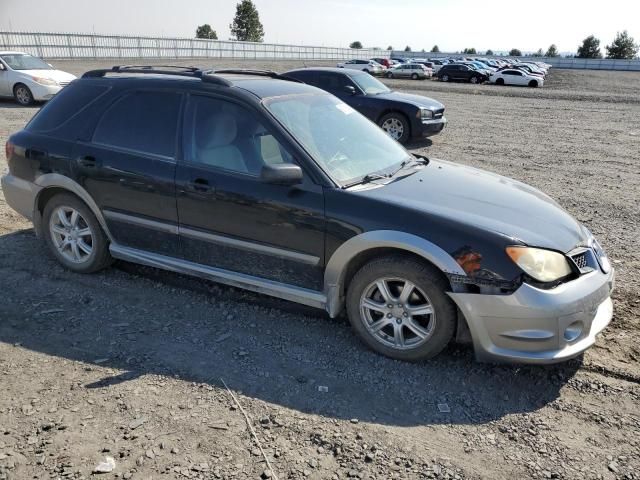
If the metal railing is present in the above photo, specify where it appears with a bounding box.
[392,50,640,71]
[0,31,386,61]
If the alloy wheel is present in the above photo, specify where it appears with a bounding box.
[359,277,436,350]
[15,86,32,105]
[49,206,94,264]
[380,117,404,141]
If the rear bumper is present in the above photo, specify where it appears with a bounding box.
[414,117,447,137]
[448,268,615,364]
[1,174,40,220]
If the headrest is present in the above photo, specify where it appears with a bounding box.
[196,112,238,149]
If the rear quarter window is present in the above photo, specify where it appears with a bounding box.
[27,82,110,133]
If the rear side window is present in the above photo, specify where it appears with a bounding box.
[92,91,182,158]
[27,82,109,133]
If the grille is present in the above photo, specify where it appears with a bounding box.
[572,252,588,269]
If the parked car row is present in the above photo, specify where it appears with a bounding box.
[337,55,551,88]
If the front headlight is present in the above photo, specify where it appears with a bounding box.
[31,76,59,87]
[419,108,433,120]
[506,246,572,282]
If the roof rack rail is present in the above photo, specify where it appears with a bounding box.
[81,65,232,86]
[213,69,302,83]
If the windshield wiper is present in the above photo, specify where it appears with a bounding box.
[342,173,388,189]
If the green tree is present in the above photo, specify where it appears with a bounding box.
[462,47,477,54]
[485,49,494,55]
[430,45,440,53]
[195,24,218,39]
[404,45,412,52]
[229,0,264,42]
[545,44,559,57]
[349,41,363,49]
[386,45,393,51]
[606,31,639,59]
[509,48,522,56]
[531,48,544,57]
[577,35,602,58]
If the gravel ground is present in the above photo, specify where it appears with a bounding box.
[0,60,639,480]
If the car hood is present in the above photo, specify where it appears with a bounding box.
[365,159,587,253]
[18,69,77,82]
[376,91,444,110]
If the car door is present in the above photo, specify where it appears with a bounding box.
[511,70,527,85]
[175,94,326,290]
[0,58,10,96]
[74,89,182,256]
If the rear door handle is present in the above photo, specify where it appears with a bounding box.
[189,178,213,193]
[77,155,100,168]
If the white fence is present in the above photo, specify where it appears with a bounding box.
[0,31,384,61]
[393,51,640,71]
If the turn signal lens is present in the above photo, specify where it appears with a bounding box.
[5,141,14,161]
[506,246,572,282]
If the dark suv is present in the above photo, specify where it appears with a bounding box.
[436,64,488,84]
[284,67,445,144]
[2,66,614,364]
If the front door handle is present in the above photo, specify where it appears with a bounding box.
[189,178,212,192]
[77,155,100,168]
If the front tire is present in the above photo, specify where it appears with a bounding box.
[528,79,539,88]
[441,74,449,82]
[496,78,505,86]
[42,193,113,273]
[14,83,34,106]
[411,73,418,80]
[386,72,394,79]
[378,112,410,144]
[470,75,479,84]
[346,256,457,362]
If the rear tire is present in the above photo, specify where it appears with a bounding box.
[441,74,449,82]
[411,73,418,80]
[528,79,539,88]
[386,72,394,79]
[14,83,34,106]
[470,75,479,84]
[346,255,456,362]
[42,193,113,273]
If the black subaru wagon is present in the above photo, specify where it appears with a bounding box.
[2,66,614,364]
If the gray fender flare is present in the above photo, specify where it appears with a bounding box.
[33,173,113,241]
[323,230,466,317]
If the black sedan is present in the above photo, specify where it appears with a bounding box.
[284,67,446,144]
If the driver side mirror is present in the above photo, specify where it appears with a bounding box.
[343,85,357,95]
[259,163,303,186]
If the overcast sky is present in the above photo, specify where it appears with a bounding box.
[1,0,639,54]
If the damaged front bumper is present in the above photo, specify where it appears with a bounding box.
[448,268,615,364]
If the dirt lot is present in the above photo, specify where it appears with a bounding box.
[0,60,639,480]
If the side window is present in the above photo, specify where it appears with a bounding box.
[318,73,355,92]
[184,96,293,176]
[514,71,523,76]
[93,91,181,157]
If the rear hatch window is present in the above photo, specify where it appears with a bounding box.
[27,82,109,133]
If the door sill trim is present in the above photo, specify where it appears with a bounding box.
[109,244,327,310]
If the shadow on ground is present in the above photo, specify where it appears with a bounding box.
[0,229,581,427]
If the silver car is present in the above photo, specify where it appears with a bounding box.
[386,63,429,80]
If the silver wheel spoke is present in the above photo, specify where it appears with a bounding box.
[70,210,79,227]
[57,209,71,228]
[370,318,392,333]
[70,242,81,261]
[77,239,92,255]
[51,225,67,236]
[398,281,415,304]
[375,280,394,303]
[408,304,433,316]
[394,324,405,347]
[77,227,91,237]
[405,319,430,339]
[362,298,387,314]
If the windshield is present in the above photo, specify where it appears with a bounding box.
[351,73,390,95]
[265,93,410,185]
[1,53,52,70]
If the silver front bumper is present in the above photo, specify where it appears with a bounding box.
[1,174,41,220]
[449,268,615,364]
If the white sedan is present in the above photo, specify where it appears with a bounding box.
[490,69,544,88]
[0,51,77,105]
[337,59,385,75]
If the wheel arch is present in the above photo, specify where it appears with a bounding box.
[33,173,113,241]
[323,230,466,318]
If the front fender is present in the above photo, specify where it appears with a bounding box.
[323,230,466,317]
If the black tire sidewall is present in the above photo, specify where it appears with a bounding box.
[346,256,457,362]
[411,73,418,80]
[14,84,34,105]
[42,193,112,273]
[379,113,410,144]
